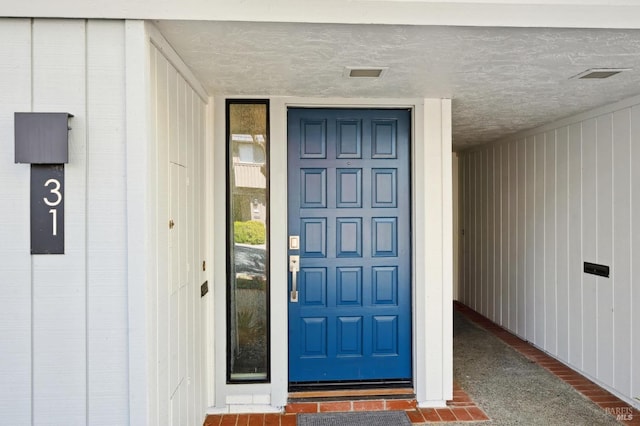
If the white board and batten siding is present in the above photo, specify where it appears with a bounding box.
[459,96,640,409]
[0,18,210,426]
[147,24,210,426]
[0,19,128,425]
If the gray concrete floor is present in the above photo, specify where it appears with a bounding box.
[452,310,620,425]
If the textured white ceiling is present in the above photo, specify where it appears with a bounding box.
[156,21,640,148]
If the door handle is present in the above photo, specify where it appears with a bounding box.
[289,255,300,302]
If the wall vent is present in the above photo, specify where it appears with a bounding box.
[344,67,388,78]
[571,68,631,80]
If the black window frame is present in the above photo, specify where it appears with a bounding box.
[225,99,271,384]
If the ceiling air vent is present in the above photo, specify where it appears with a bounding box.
[344,67,388,78]
[571,68,631,80]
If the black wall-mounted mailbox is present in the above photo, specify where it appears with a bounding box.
[15,112,73,164]
[584,262,610,278]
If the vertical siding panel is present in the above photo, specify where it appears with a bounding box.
[474,151,481,311]
[86,21,128,424]
[484,148,490,319]
[178,77,189,426]
[467,152,472,307]
[502,143,510,326]
[168,64,179,165]
[487,147,495,321]
[459,155,466,304]
[189,95,197,423]
[484,148,490,316]
[476,149,487,315]
[187,87,195,426]
[180,172,189,426]
[155,49,171,426]
[463,154,470,305]
[32,20,87,425]
[556,126,569,362]
[466,153,472,306]
[495,146,503,323]
[194,98,201,422]
[476,150,482,312]
[465,152,472,307]
[482,148,488,317]
[491,147,497,321]
[148,44,159,426]
[567,123,583,368]
[509,142,518,330]
[525,136,536,341]
[187,87,199,426]
[470,152,477,309]
[516,140,526,338]
[483,150,489,316]
[469,152,474,307]
[631,106,640,403]
[596,114,614,387]
[0,18,32,425]
[534,134,545,346]
[582,117,598,378]
[612,109,631,396]
[178,77,188,168]
[544,130,557,355]
[500,144,510,322]
[197,100,207,420]
[473,151,482,311]
[167,67,180,423]
[193,95,205,424]
[169,150,180,425]
[491,145,498,321]
[469,152,476,308]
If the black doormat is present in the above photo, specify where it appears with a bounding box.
[297,411,411,426]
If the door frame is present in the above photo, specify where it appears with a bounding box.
[211,97,453,410]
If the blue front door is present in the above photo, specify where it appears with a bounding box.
[287,108,411,384]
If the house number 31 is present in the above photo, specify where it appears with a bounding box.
[43,178,62,235]
[31,164,65,254]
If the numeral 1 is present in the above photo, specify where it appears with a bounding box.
[48,209,57,236]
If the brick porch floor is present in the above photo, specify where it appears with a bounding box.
[203,303,640,425]
[203,381,488,425]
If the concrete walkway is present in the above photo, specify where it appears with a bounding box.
[454,303,638,425]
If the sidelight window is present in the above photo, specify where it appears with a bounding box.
[226,100,270,383]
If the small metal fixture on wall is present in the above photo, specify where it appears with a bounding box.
[14,112,73,254]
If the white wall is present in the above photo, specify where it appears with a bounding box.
[459,95,640,409]
[0,19,211,426]
[147,24,210,426]
[0,19,129,425]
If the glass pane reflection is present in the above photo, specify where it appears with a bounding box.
[227,101,269,382]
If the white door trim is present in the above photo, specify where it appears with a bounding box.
[210,97,452,411]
